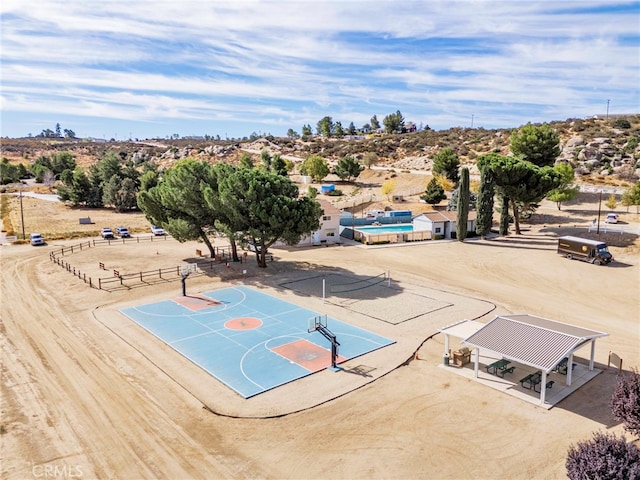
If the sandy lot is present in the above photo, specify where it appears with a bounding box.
[1,197,639,480]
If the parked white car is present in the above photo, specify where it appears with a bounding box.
[116,226,130,238]
[101,227,115,239]
[151,225,166,236]
[30,233,45,246]
[605,213,619,224]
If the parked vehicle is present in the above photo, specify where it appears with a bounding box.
[605,213,619,224]
[151,225,166,236]
[557,236,612,265]
[101,227,115,239]
[116,226,130,238]
[247,241,265,253]
[30,233,45,246]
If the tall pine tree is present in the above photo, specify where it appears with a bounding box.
[456,167,469,241]
[499,196,510,236]
[476,164,495,238]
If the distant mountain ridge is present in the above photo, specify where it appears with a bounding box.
[2,115,638,184]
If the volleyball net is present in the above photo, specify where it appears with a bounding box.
[328,271,389,295]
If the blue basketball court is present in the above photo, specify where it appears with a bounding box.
[120,286,395,398]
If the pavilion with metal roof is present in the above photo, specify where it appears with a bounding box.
[440,314,608,405]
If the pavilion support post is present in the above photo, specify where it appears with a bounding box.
[473,348,480,378]
[444,334,450,356]
[540,371,548,405]
[589,341,596,370]
[567,353,574,386]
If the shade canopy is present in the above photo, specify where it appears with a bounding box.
[462,314,608,373]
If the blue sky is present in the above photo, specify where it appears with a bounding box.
[1,1,639,140]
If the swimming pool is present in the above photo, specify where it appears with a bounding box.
[355,224,414,234]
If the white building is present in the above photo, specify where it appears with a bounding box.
[297,199,341,246]
[412,211,477,240]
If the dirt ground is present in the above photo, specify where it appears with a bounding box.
[1,193,639,480]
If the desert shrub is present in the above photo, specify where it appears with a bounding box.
[625,136,639,153]
[610,367,640,438]
[326,189,343,196]
[613,118,632,129]
[566,431,640,480]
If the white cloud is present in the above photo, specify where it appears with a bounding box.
[1,0,638,138]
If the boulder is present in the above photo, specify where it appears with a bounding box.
[565,136,585,148]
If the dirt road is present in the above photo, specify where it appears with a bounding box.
[1,213,638,479]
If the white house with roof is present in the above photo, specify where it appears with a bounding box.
[296,199,341,246]
[412,210,477,239]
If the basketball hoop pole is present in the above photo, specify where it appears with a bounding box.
[181,273,188,296]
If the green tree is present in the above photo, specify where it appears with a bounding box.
[334,121,344,138]
[260,150,272,171]
[137,159,222,257]
[300,155,329,182]
[348,122,357,135]
[316,116,334,137]
[301,124,313,139]
[621,183,640,213]
[51,151,76,177]
[334,156,363,182]
[55,123,61,137]
[216,168,322,267]
[478,153,562,234]
[499,195,510,236]
[370,115,380,130]
[509,122,561,167]
[286,128,299,139]
[605,194,617,211]
[0,159,20,184]
[17,163,29,180]
[362,152,378,170]
[432,148,460,184]
[383,110,405,134]
[239,152,254,169]
[421,178,446,205]
[456,167,470,241]
[475,164,495,238]
[271,154,288,176]
[30,163,50,183]
[57,167,92,206]
[139,169,159,192]
[103,176,138,212]
[546,162,579,210]
[97,152,122,184]
[85,163,104,207]
[63,128,76,139]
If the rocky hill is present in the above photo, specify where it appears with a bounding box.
[2,115,639,187]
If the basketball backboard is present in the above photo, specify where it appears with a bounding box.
[307,314,327,333]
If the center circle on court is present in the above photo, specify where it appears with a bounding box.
[225,317,262,330]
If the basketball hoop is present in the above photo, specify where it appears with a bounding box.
[180,263,197,296]
[181,265,191,278]
[181,263,198,278]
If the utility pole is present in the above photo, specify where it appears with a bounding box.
[471,114,474,128]
[606,99,610,120]
[596,190,602,234]
[19,187,25,239]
